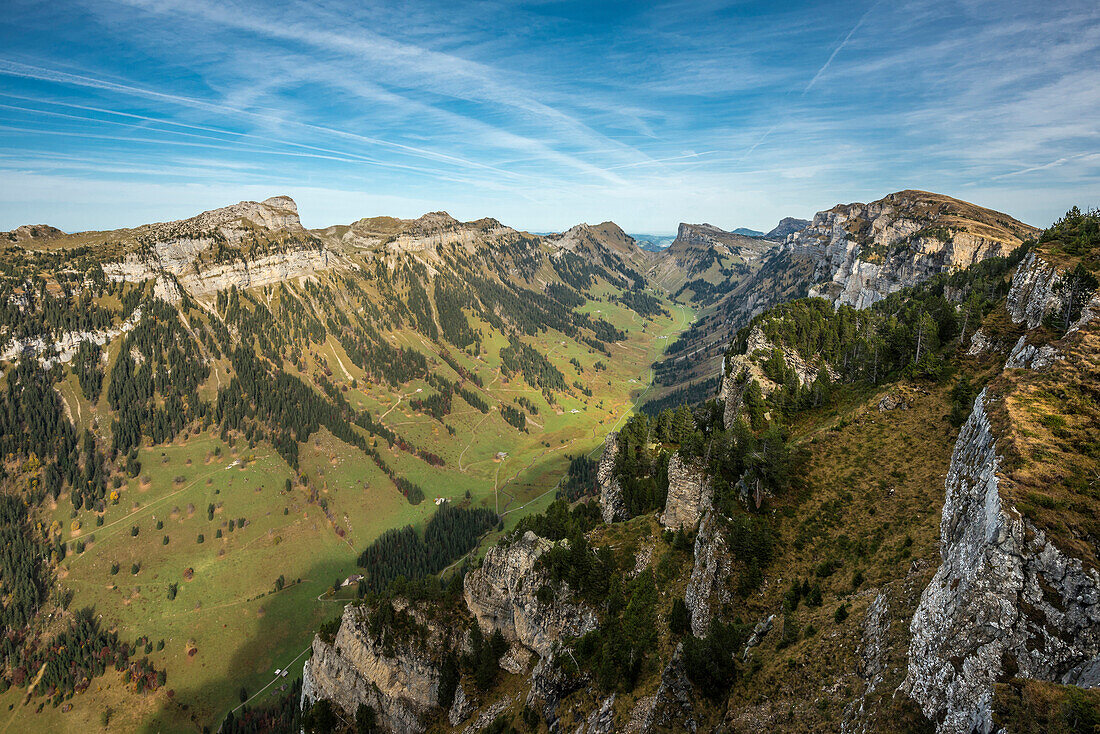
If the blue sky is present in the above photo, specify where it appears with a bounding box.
[0,0,1098,233]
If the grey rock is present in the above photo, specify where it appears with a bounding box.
[742,614,775,661]
[448,683,476,727]
[902,389,1100,734]
[1005,335,1062,370]
[1005,251,1066,329]
[597,432,628,523]
[684,508,729,638]
[464,531,597,659]
[660,452,712,530]
[300,602,443,734]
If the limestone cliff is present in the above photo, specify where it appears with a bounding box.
[718,191,1036,329]
[463,531,597,659]
[597,432,628,523]
[797,191,1036,309]
[903,249,1100,733]
[660,452,712,530]
[902,390,1100,733]
[301,600,449,734]
[102,196,337,297]
[1004,250,1066,329]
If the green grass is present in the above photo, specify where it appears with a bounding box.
[15,291,693,733]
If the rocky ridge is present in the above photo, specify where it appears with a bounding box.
[902,249,1100,733]
[463,531,597,659]
[301,601,448,733]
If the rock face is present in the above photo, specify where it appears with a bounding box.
[719,323,838,428]
[301,602,444,734]
[684,509,729,638]
[639,643,699,732]
[660,452,712,530]
[597,432,628,523]
[1004,334,1062,370]
[463,531,597,658]
[796,191,1034,308]
[1005,251,1066,329]
[1,307,143,367]
[101,196,337,297]
[794,191,1035,310]
[902,390,1100,733]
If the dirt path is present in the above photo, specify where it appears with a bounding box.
[329,344,354,381]
[459,410,494,472]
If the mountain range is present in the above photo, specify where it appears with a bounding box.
[0,189,1096,734]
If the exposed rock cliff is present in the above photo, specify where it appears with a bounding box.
[684,508,729,638]
[102,196,338,297]
[301,601,446,734]
[463,531,597,659]
[902,388,1100,733]
[796,191,1036,310]
[717,191,1036,330]
[597,432,628,523]
[1005,250,1066,329]
[660,452,712,530]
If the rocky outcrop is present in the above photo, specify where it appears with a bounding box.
[719,323,837,428]
[526,653,584,729]
[301,601,444,734]
[843,592,891,733]
[1,307,143,367]
[786,191,1036,310]
[639,643,699,732]
[1004,334,1063,370]
[4,224,64,243]
[660,452,712,530]
[1005,251,1065,329]
[448,683,476,727]
[684,509,729,638]
[902,390,1100,733]
[597,432,628,523]
[966,328,1000,356]
[742,614,775,661]
[463,531,597,659]
[877,393,910,412]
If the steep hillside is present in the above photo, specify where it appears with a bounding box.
[648,222,779,303]
[289,207,1100,734]
[0,197,690,732]
[649,191,1036,414]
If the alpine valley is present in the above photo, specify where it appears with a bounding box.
[1,189,1099,734]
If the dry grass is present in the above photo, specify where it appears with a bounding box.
[988,318,1100,568]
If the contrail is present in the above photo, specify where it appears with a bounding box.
[804,1,880,93]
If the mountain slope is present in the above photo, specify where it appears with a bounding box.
[0,196,690,732]
[291,206,1100,734]
[764,216,810,240]
[648,191,1038,414]
[648,222,780,304]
